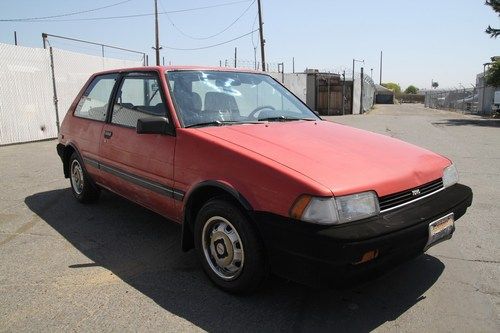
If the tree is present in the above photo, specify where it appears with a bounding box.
[485,60,500,86]
[485,0,500,38]
[404,85,419,94]
[432,81,439,89]
[381,82,401,94]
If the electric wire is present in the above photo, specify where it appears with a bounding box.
[0,0,252,23]
[159,0,255,40]
[0,0,133,22]
[162,29,258,50]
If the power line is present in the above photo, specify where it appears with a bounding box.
[0,0,133,22]
[160,0,255,40]
[0,0,252,23]
[162,29,258,50]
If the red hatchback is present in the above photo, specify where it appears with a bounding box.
[57,66,472,293]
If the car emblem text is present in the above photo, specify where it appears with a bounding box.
[412,189,421,196]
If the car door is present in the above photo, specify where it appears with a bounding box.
[71,73,118,183]
[98,71,178,220]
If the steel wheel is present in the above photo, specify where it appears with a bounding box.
[202,216,245,281]
[70,159,84,195]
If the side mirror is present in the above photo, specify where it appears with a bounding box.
[137,117,174,135]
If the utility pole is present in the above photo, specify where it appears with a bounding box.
[370,68,373,79]
[234,47,237,68]
[292,57,295,73]
[257,0,266,71]
[379,50,383,84]
[14,31,18,45]
[153,0,161,66]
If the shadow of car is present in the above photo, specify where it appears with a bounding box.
[25,188,445,332]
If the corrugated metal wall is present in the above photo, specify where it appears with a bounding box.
[0,43,142,145]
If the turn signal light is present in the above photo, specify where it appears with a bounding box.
[289,195,312,220]
[353,250,379,265]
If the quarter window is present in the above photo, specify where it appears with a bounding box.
[111,73,167,128]
[74,74,117,121]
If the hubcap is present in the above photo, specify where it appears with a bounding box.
[202,216,244,280]
[70,159,84,195]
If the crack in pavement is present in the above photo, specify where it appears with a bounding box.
[435,254,500,264]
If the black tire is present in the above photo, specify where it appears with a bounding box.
[68,152,100,203]
[194,198,268,294]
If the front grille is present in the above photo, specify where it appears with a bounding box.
[379,178,443,212]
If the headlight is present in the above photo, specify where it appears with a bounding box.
[290,191,379,225]
[335,191,380,223]
[443,164,459,188]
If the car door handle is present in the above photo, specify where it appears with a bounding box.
[104,130,113,139]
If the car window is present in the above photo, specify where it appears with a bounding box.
[167,71,317,127]
[111,73,167,128]
[74,74,117,121]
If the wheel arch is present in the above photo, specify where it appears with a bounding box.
[181,180,254,251]
[57,142,78,178]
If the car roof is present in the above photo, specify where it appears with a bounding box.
[93,66,266,76]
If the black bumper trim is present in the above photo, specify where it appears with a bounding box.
[252,183,472,285]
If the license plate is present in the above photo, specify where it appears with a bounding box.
[424,213,455,251]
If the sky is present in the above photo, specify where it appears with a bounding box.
[0,0,498,89]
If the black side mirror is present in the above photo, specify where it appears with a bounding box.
[137,117,174,135]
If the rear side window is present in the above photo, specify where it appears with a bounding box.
[74,74,117,121]
[111,73,168,128]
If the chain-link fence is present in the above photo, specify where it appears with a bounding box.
[220,58,284,72]
[0,43,142,145]
[361,74,376,113]
[424,88,479,113]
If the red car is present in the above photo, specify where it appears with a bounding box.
[57,66,472,293]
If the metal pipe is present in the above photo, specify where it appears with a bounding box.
[42,33,145,56]
[48,47,60,133]
[42,33,47,49]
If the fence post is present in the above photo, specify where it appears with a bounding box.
[360,67,364,114]
[42,33,48,49]
[341,70,345,115]
[48,47,60,133]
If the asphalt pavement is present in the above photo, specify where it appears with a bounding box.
[0,104,498,332]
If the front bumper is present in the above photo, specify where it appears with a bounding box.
[252,183,473,286]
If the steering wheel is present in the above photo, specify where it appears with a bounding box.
[248,105,276,120]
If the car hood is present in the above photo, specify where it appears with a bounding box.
[198,120,450,197]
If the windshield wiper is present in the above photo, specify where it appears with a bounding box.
[258,116,316,122]
[185,120,260,128]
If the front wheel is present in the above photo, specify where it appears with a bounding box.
[194,198,268,293]
[69,152,100,203]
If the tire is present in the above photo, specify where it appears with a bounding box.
[69,152,100,203]
[194,198,268,293]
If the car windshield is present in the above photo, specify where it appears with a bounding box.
[166,70,318,128]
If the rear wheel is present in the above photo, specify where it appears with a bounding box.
[194,198,267,293]
[69,152,100,203]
